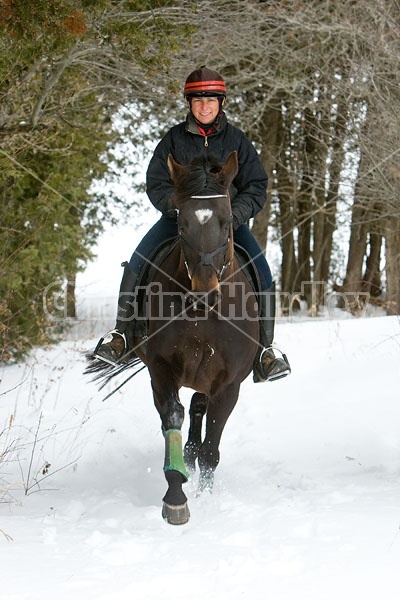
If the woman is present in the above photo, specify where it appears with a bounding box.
[95,66,290,383]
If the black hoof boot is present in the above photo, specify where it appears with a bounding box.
[162,471,190,525]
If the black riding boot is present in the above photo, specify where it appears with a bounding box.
[94,262,138,365]
[253,282,291,383]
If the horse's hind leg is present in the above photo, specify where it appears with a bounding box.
[198,383,240,493]
[184,392,208,473]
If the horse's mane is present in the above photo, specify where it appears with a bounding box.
[176,155,228,198]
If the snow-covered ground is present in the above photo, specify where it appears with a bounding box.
[1,223,400,599]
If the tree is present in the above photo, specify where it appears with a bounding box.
[2,0,400,361]
[0,0,190,359]
[129,0,400,313]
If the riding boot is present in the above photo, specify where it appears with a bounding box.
[94,262,138,365]
[253,282,291,383]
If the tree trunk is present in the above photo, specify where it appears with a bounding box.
[251,97,282,252]
[66,272,77,319]
[362,231,382,298]
[385,219,400,315]
[275,103,298,313]
[337,197,368,312]
[337,137,372,314]
[296,106,314,302]
[316,98,347,306]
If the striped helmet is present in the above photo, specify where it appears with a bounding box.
[184,66,226,98]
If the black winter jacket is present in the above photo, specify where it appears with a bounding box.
[146,112,268,229]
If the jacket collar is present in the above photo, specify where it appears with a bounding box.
[185,111,227,137]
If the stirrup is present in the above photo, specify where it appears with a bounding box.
[253,347,291,383]
[94,330,127,366]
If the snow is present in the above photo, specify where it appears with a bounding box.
[1,224,400,599]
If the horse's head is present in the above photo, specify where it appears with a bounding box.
[168,151,238,310]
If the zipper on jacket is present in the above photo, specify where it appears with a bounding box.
[204,135,208,147]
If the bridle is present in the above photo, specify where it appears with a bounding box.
[178,194,233,282]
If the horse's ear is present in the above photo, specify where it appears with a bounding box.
[167,154,184,183]
[221,151,238,186]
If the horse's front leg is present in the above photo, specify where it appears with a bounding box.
[198,382,240,493]
[150,364,190,525]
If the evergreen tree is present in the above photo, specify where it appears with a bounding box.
[0,0,188,359]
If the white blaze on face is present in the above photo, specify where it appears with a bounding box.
[195,208,213,225]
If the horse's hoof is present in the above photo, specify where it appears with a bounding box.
[162,501,190,525]
[198,470,214,494]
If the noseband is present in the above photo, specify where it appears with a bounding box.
[179,194,233,281]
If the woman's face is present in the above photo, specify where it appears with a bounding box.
[190,97,220,125]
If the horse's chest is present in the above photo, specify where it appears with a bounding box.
[173,321,220,367]
[182,342,216,382]
[150,319,224,390]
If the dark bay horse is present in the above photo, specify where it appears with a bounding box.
[90,151,259,525]
[136,151,259,524]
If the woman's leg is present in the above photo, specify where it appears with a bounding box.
[129,215,179,275]
[233,225,290,383]
[233,224,272,290]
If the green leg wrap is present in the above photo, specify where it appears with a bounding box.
[163,429,189,482]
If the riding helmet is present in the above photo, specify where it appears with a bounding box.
[184,66,227,98]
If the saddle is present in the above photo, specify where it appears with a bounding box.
[133,237,179,339]
[233,243,261,295]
